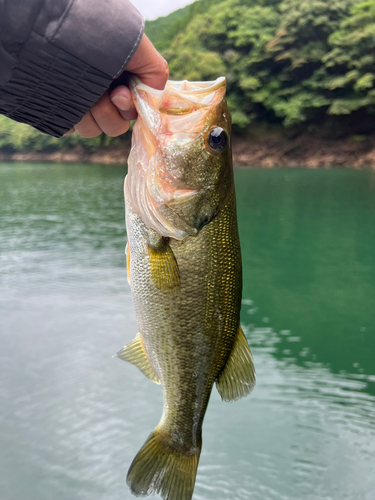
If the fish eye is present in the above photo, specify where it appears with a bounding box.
[206,127,228,153]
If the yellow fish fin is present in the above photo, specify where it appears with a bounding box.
[216,325,256,402]
[148,242,180,293]
[127,428,200,500]
[125,242,131,285]
[116,333,160,384]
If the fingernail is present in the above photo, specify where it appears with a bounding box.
[111,96,131,112]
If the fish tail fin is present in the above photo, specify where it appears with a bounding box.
[127,428,200,500]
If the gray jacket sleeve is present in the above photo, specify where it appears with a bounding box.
[0,0,144,137]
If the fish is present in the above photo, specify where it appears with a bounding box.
[117,76,255,500]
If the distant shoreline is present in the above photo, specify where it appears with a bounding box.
[2,133,375,169]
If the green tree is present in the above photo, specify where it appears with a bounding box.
[167,0,280,128]
[261,0,356,125]
[322,1,375,116]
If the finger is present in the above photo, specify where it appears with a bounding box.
[125,34,169,90]
[74,112,102,138]
[110,85,138,121]
[91,90,131,137]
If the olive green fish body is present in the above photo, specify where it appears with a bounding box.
[126,186,241,450]
[119,77,255,500]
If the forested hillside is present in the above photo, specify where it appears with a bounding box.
[148,0,375,134]
[145,0,219,51]
[2,0,375,155]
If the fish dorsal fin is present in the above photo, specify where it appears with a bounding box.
[216,325,256,402]
[116,333,160,384]
[148,242,180,293]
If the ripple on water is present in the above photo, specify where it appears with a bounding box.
[193,323,375,500]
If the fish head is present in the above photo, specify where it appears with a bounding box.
[126,76,233,240]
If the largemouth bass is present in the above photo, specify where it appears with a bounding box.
[118,76,255,500]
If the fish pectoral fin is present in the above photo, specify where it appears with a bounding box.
[216,325,256,402]
[148,241,180,293]
[116,333,160,384]
[125,242,131,285]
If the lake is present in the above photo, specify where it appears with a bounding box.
[0,163,374,500]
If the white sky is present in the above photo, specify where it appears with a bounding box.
[131,0,195,20]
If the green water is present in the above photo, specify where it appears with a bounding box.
[236,169,375,385]
[0,163,374,500]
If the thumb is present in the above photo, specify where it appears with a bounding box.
[125,34,169,90]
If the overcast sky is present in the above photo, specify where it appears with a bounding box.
[131,0,195,20]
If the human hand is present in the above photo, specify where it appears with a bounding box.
[64,34,169,138]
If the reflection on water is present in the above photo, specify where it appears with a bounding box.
[0,163,374,500]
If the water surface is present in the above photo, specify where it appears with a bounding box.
[0,163,374,500]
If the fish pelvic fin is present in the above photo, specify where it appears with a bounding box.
[116,333,160,384]
[127,429,200,500]
[216,325,256,402]
[148,241,180,293]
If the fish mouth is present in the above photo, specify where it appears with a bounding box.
[130,76,226,116]
[131,76,226,95]
[165,77,226,94]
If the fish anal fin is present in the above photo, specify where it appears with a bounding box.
[127,428,200,500]
[148,241,180,293]
[216,325,256,402]
[116,333,160,384]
